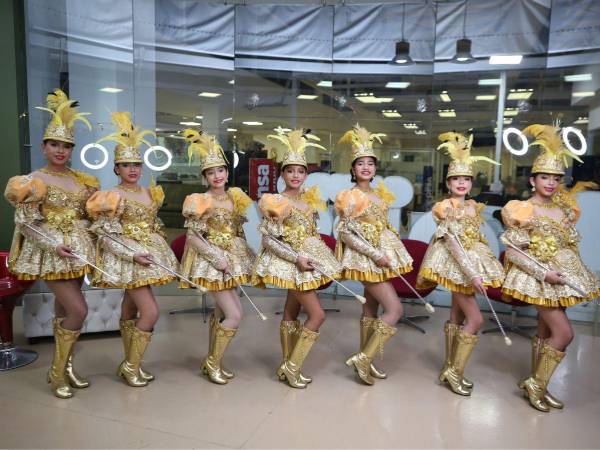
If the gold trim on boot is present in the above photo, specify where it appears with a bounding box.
[291,320,312,384]
[346,319,396,386]
[47,320,80,399]
[278,320,312,384]
[120,320,154,382]
[360,316,387,380]
[118,327,152,387]
[53,318,89,389]
[518,342,565,412]
[439,328,478,396]
[201,322,236,385]
[277,327,319,389]
[208,314,234,380]
[440,322,473,389]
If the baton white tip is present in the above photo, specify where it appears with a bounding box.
[356,295,367,304]
[259,314,268,321]
[425,303,435,313]
[504,337,513,346]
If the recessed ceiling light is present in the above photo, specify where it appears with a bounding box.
[489,55,523,65]
[242,121,263,126]
[415,129,427,135]
[476,95,497,101]
[169,134,186,139]
[573,91,595,98]
[438,109,456,118]
[180,121,201,126]
[317,81,332,87]
[478,78,501,86]
[573,117,589,124]
[507,89,533,100]
[195,115,203,120]
[228,80,235,85]
[99,87,123,93]
[297,94,318,100]
[504,108,519,117]
[439,91,451,102]
[385,82,411,89]
[354,93,394,104]
[403,123,419,129]
[198,92,221,98]
[503,118,513,125]
[227,128,238,132]
[221,117,232,122]
[565,74,592,82]
[382,109,402,118]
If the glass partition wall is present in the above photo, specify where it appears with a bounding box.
[23,1,600,239]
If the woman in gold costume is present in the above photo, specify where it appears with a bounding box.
[334,125,413,385]
[4,89,98,399]
[500,124,600,412]
[86,112,178,387]
[252,127,341,389]
[179,129,255,385]
[417,131,504,396]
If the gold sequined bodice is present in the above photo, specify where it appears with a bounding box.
[528,215,579,262]
[356,200,393,246]
[41,184,90,232]
[206,208,244,250]
[456,214,487,250]
[121,198,160,244]
[282,206,319,251]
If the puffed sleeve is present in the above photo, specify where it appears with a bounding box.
[257,194,298,263]
[4,175,56,252]
[182,193,228,269]
[86,191,135,262]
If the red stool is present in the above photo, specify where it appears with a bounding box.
[390,239,436,334]
[167,233,213,322]
[482,252,536,339]
[0,251,37,370]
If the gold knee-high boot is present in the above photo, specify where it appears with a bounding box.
[530,336,563,409]
[54,318,89,389]
[117,326,152,387]
[201,322,236,385]
[439,322,473,389]
[360,316,387,379]
[439,328,478,396]
[518,341,565,412]
[346,319,396,386]
[47,320,81,399]
[208,314,234,380]
[277,327,319,389]
[278,321,311,384]
[120,320,154,382]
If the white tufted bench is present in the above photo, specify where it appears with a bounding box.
[22,289,124,339]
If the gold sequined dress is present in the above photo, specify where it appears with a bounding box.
[180,188,255,291]
[87,185,178,289]
[500,197,600,307]
[4,169,99,280]
[252,189,341,291]
[336,184,413,282]
[418,198,504,294]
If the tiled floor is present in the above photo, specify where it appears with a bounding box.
[2,287,600,449]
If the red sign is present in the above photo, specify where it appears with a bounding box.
[249,158,278,200]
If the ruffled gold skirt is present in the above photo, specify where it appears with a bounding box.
[417,240,504,295]
[180,236,255,291]
[339,229,413,283]
[502,248,600,307]
[92,233,178,289]
[252,236,341,291]
[8,225,95,281]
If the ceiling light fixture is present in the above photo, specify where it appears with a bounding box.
[391,4,413,65]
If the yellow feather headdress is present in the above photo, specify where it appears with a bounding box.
[36,89,92,144]
[267,127,326,168]
[338,124,386,165]
[97,112,155,163]
[524,124,583,175]
[184,129,228,172]
[437,131,499,178]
